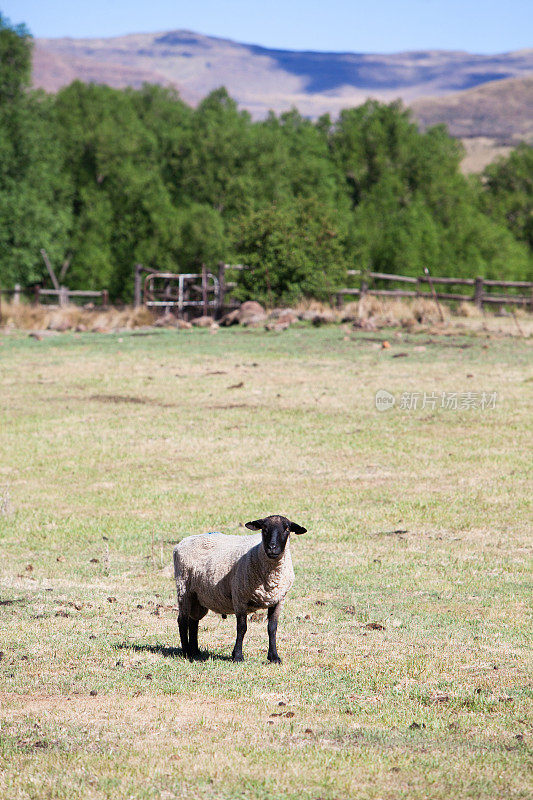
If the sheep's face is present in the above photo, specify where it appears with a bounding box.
[245,515,307,560]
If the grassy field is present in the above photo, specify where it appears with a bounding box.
[0,325,531,799]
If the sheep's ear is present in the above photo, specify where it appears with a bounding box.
[289,521,307,535]
[245,519,265,531]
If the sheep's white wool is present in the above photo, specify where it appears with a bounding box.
[174,532,295,618]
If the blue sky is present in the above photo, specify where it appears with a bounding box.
[2,0,532,53]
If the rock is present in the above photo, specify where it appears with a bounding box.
[238,300,265,320]
[219,308,240,326]
[241,313,268,327]
[269,307,297,320]
[352,318,377,331]
[191,315,215,327]
[304,310,337,326]
[153,314,178,328]
[265,320,291,332]
[220,301,267,326]
[276,311,298,325]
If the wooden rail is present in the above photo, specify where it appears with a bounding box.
[0,284,109,307]
[35,287,109,307]
[337,272,533,309]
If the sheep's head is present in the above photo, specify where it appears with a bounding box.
[245,515,307,560]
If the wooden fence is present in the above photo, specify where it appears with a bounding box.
[336,271,533,310]
[3,265,532,316]
[0,284,109,308]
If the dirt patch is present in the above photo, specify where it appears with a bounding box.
[90,394,179,409]
[205,403,251,410]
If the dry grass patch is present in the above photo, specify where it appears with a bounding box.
[0,301,155,331]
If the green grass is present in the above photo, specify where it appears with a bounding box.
[0,326,531,799]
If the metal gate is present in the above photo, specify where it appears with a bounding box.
[143,271,219,317]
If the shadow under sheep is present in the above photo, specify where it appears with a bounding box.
[114,641,233,662]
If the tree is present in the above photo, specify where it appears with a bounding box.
[482,144,533,257]
[0,18,72,288]
[53,82,182,298]
[233,197,347,305]
[177,204,227,272]
[0,13,32,104]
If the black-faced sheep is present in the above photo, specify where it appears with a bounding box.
[173,515,307,662]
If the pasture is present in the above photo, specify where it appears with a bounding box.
[0,325,531,799]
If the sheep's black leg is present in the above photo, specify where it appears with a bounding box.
[178,613,189,657]
[232,613,247,662]
[267,603,282,664]
[188,619,200,658]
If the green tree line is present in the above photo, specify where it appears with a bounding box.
[1,15,532,303]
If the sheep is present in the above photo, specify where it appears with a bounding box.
[173,515,307,662]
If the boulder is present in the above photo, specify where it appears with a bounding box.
[220,301,267,326]
[312,311,337,326]
[265,320,291,332]
[269,307,297,320]
[153,314,178,328]
[238,300,265,321]
[220,308,241,326]
[299,309,336,325]
[351,318,377,331]
[241,313,268,327]
[191,315,215,328]
[276,311,298,325]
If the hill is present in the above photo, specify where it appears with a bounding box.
[412,75,533,142]
[33,30,533,131]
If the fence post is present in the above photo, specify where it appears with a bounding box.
[474,276,484,309]
[217,262,226,314]
[360,280,368,299]
[201,263,208,316]
[13,283,21,305]
[102,290,109,308]
[34,285,40,305]
[134,263,143,308]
